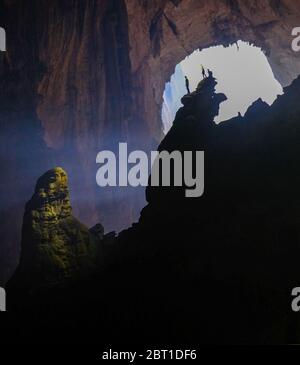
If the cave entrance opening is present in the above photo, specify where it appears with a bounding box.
[162,40,283,134]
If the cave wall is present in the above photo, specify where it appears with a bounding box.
[126,0,300,141]
[0,0,300,283]
[34,0,143,229]
[0,0,54,284]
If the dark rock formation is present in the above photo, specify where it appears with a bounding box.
[8,167,102,289]
[5,72,300,345]
[89,223,105,241]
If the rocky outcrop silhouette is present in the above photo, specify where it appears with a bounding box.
[114,73,300,344]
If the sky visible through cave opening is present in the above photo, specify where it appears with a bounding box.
[162,40,283,134]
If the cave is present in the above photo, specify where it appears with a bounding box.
[1,0,300,285]
[2,0,300,347]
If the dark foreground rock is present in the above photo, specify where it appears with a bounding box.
[5,74,300,345]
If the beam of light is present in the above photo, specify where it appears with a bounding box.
[162,40,283,134]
